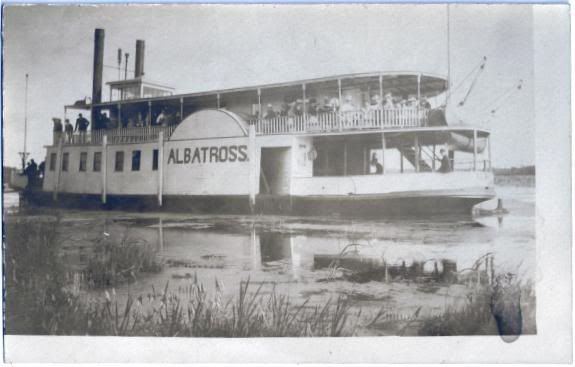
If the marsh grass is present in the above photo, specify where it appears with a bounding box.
[4,218,358,337]
[84,231,163,288]
[417,274,535,336]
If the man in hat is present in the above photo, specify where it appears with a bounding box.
[437,149,451,173]
[75,113,90,143]
[264,104,277,120]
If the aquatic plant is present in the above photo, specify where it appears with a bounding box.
[84,230,163,288]
[417,274,536,337]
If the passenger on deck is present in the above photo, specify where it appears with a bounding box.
[99,112,110,129]
[329,97,340,112]
[370,153,383,174]
[294,99,304,116]
[317,97,330,113]
[370,94,382,110]
[156,109,167,126]
[38,161,45,179]
[264,104,277,119]
[420,97,431,109]
[340,95,355,113]
[24,159,38,187]
[384,93,394,109]
[437,149,452,173]
[280,101,290,117]
[75,113,90,143]
[64,119,74,143]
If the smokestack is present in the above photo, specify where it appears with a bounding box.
[92,28,105,128]
[135,40,145,78]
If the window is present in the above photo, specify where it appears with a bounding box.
[62,153,69,172]
[49,153,56,171]
[131,150,141,171]
[79,152,87,172]
[115,151,124,172]
[152,149,159,171]
[93,152,102,172]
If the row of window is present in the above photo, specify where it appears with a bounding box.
[49,150,159,173]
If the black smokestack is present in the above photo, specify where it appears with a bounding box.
[91,29,105,128]
[135,40,145,78]
[92,28,105,106]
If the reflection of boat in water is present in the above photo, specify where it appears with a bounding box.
[27,28,495,218]
[313,244,495,285]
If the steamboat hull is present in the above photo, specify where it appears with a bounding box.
[23,188,494,218]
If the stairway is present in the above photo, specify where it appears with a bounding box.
[398,146,432,172]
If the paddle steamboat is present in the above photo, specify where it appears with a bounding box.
[27,29,495,217]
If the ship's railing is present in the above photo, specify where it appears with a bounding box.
[58,125,178,146]
[253,107,428,135]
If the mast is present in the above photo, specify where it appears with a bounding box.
[19,73,29,171]
[446,4,451,105]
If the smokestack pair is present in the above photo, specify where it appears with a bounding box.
[91,29,146,104]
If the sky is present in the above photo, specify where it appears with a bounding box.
[3,4,534,168]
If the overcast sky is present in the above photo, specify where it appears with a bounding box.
[3,4,533,168]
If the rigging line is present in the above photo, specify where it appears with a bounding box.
[457,57,487,107]
[103,64,135,73]
[485,80,523,114]
[450,56,487,95]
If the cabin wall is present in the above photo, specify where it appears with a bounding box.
[107,143,158,195]
[163,137,252,196]
[42,145,103,195]
[290,171,494,196]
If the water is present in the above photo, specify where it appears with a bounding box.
[4,183,535,335]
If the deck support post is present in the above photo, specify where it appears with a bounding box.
[217,93,221,109]
[179,97,183,122]
[158,131,164,207]
[381,132,386,174]
[400,150,404,173]
[257,89,261,118]
[248,122,257,212]
[417,73,421,101]
[118,104,122,128]
[432,144,436,171]
[473,129,478,171]
[302,84,307,124]
[52,135,64,201]
[337,79,342,131]
[101,135,108,204]
[487,134,492,171]
[414,135,420,172]
[147,101,152,126]
[158,217,164,252]
[343,142,347,176]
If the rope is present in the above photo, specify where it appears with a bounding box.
[457,57,487,107]
[486,79,523,115]
[450,56,487,96]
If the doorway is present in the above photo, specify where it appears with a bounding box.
[260,147,292,195]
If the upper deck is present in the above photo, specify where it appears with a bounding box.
[60,71,451,145]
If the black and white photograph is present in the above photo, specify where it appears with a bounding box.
[1,3,571,363]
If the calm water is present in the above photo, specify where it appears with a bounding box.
[4,184,535,335]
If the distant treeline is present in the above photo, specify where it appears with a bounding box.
[493,165,535,176]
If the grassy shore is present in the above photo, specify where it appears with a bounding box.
[4,216,534,337]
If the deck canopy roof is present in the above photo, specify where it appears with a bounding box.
[93,71,447,108]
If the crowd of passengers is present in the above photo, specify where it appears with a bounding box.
[91,108,181,130]
[262,93,432,120]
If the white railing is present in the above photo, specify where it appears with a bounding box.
[254,108,428,135]
[60,125,178,146]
